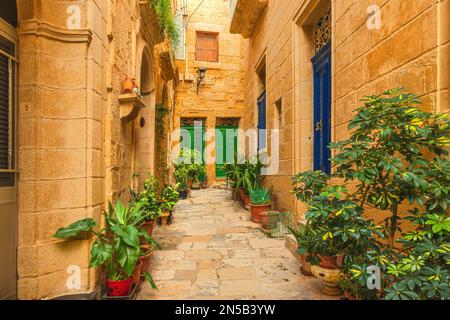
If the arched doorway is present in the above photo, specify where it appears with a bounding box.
[0,0,18,300]
[135,44,156,181]
[311,8,331,174]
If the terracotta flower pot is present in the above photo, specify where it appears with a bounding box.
[260,211,270,229]
[319,255,345,269]
[242,194,250,209]
[202,180,208,189]
[250,203,272,223]
[191,181,201,190]
[106,277,133,297]
[132,260,142,286]
[260,211,277,230]
[187,179,193,189]
[142,220,155,237]
[161,211,170,225]
[239,189,246,205]
[139,245,153,272]
[122,77,134,94]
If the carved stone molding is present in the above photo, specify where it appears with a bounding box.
[230,0,268,39]
[19,20,92,43]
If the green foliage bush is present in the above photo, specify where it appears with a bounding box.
[149,0,180,47]
[291,88,450,300]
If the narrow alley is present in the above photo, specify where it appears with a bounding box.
[137,188,332,300]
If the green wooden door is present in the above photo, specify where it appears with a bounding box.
[215,126,238,178]
[180,126,206,180]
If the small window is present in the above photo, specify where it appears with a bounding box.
[195,31,218,62]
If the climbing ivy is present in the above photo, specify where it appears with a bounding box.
[155,104,169,183]
[149,0,180,47]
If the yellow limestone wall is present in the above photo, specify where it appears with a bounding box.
[173,0,245,185]
[16,0,174,299]
[240,0,449,218]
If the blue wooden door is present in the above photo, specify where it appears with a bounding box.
[311,42,332,174]
[257,91,266,151]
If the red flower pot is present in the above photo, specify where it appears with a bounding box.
[239,189,246,205]
[260,211,270,229]
[132,260,142,286]
[242,194,250,209]
[250,203,272,223]
[139,245,154,272]
[318,255,344,269]
[106,277,133,297]
[142,220,155,237]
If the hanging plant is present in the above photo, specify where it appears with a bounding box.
[149,0,180,47]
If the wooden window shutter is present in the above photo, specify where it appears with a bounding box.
[195,31,218,62]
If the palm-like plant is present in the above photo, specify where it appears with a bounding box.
[53,201,158,288]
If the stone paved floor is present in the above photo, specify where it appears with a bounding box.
[137,188,334,300]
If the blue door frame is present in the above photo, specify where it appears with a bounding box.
[311,41,332,175]
[257,91,266,151]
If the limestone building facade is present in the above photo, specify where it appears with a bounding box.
[172,0,245,185]
[230,0,449,216]
[0,0,177,299]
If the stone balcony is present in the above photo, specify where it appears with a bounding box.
[139,0,164,45]
[230,0,268,38]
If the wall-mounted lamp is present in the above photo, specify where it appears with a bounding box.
[196,67,207,94]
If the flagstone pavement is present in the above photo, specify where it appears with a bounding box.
[137,188,336,300]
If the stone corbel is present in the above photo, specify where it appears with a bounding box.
[119,93,146,123]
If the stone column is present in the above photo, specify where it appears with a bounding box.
[17,0,105,299]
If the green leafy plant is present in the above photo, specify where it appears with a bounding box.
[249,188,272,205]
[330,88,450,247]
[155,104,169,183]
[292,88,450,300]
[54,201,158,289]
[160,185,180,212]
[223,156,263,193]
[149,0,180,47]
[135,174,162,221]
[287,224,316,256]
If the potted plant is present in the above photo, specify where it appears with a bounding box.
[159,185,179,224]
[139,244,154,273]
[53,201,158,297]
[174,149,192,199]
[201,174,208,188]
[288,224,315,276]
[249,188,272,223]
[260,211,277,230]
[136,174,162,237]
[190,163,205,190]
